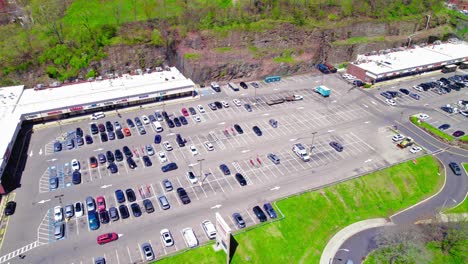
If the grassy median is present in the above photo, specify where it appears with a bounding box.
[410,116,454,142]
[155,156,442,264]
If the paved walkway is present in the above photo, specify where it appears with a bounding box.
[319,218,394,264]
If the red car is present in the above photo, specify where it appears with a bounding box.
[96,196,106,211]
[123,127,131,137]
[90,156,98,168]
[97,232,118,245]
[181,108,189,117]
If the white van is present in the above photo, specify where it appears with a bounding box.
[201,220,217,239]
[228,82,239,91]
[90,112,105,120]
[182,227,198,248]
[152,121,163,132]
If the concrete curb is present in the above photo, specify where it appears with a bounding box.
[319,218,394,264]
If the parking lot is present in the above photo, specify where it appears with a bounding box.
[1,70,464,263]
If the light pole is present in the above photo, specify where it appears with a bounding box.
[197,158,205,185]
[310,131,317,155]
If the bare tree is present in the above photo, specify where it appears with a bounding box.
[374,225,433,264]
[30,0,65,44]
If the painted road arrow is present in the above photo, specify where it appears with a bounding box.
[210,204,222,209]
[100,184,113,189]
[270,186,280,191]
[37,199,51,204]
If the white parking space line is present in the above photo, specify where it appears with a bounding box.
[115,249,120,264]
[208,168,226,193]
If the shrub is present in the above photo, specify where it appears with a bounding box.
[363,83,372,88]
[151,29,164,47]
[46,66,59,78]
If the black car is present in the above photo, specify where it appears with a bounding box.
[232,213,246,228]
[126,118,135,128]
[173,117,181,127]
[106,151,115,163]
[134,117,142,127]
[167,119,175,128]
[441,106,453,113]
[235,173,247,186]
[399,88,410,95]
[108,162,118,174]
[177,187,191,204]
[90,124,99,134]
[329,141,344,152]
[244,104,252,112]
[438,124,450,130]
[72,171,81,185]
[118,204,130,219]
[99,210,110,224]
[116,129,124,139]
[449,162,462,176]
[252,206,267,222]
[176,134,185,147]
[130,203,142,217]
[115,189,125,203]
[126,188,136,202]
[240,81,248,89]
[76,127,83,137]
[219,164,231,175]
[98,123,106,133]
[188,107,197,115]
[142,156,152,167]
[4,201,16,216]
[234,124,244,134]
[115,149,123,161]
[76,136,84,146]
[143,199,155,213]
[162,111,169,120]
[54,141,62,152]
[127,157,137,169]
[162,162,178,172]
[123,146,133,158]
[179,116,188,125]
[105,121,113,132]
[100,132,108,142]
[214,101,223,109]
[85,135,93,145]
[253,126,262,136]
[148,115,157,122]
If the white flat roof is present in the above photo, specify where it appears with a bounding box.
[353,42,468,75]
[0,85,24,164]
[17,67,195,114]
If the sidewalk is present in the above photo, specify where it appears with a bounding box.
[319,218,394,264]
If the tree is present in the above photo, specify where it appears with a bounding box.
[424,214,468,257]
[374,225,433,264]
[30,0,65,44]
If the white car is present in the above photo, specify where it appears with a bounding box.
[385,99,396,106]
[141,115,150,125]
[233,99,242,106]
[204,141,214,151]
[201,220,217,240]
[186,171,198,184]
[192,115,201,122]
[160,229,174,247]
[158,151,168,163]
[459,110,468,117]
[197,105,206,113]
[182,228,198,248]
[54,206,63,222]
[189,145,198,155]
[162,141,173,151]
[416,113,429,120]
[412,85,424,92]
[146,145,155,156]
[221,101,229,108]
[75,202,84,217]
[71,159,80,171]
[114,121,122,131]
[392,134,405,142]
[410,146,422,153]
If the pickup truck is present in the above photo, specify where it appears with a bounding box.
[266,99,285,106]
[397,137,414,148]
[285,95,304,101]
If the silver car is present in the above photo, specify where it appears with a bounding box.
[141,243,155,261]
[86,196,95,212]
[267,153,280,164]
[146,145,155,156]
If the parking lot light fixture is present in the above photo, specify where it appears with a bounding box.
[197,158,205,185]
[310,132,317,154]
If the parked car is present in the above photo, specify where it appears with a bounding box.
[53,141,62,152]
[244,103,252,112]
[160,229,174,247]
[4,201,16,216]
[162,162,178,172]
[438,124,450,130]
[115,149,123,161]
[399,88,410,95]
[449,162,462,176]
[88,211,100,230]
[453,130,465,137]
[329,141,344,152]
[119,205,130,219]
[263,203,277,219]
[267,153,280,164]
[143,199,155,213]
[188,107,197,115]
[72,171,81,184]
[204,141,214,151]
[177,187,191,204]
[234,124,244,134]
[99,210,110,224]
[142,156,152,167]
[232,213,246,228]
[186,171,198,184]
[162,179,173,191]
[108,162,118,174]
[125,189,136,202]
[219,164,231,175]
[115,189,125,203]
[130,203,142,217]
[409,93,420,100]
[252,206,267,222]
[141,243,155,261]
[252,126,262,136]
[96,196,106,211]
[86,196,96,211]
[235,173,247,186]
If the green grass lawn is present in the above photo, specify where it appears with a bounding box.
[364,241,466,264]
[410,116,454,142]
[154,156,442,264]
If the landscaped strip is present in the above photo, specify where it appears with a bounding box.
[410,116,454,142]
[154,156,443,264]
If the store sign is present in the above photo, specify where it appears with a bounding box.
[47,110,63,116]
[115,99,128,103]
[139,95,149,99]
[86,103,101,109]
[24,114,39,120]
[69,106,83,112]
[103,101,114,106]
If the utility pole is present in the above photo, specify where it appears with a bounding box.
[197,158,205,185]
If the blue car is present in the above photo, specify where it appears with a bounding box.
[154,135,162,144]
[115,189,125,203]
[219,164,230,175]
[88,211,100,230]
[161,162,178,172]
